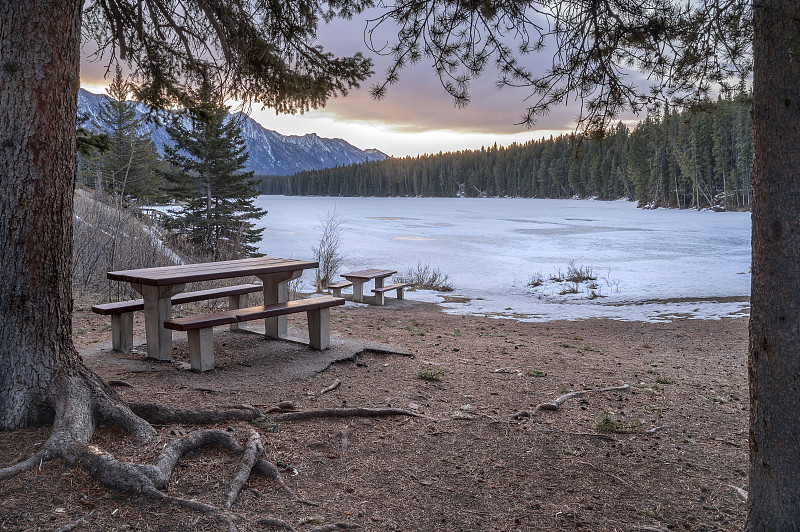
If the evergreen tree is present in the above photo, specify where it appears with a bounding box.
[162,85,265,260]
[82,67,164,202]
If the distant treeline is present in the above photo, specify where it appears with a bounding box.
[257,94,753,210]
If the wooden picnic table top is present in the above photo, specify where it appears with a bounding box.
[107,257,318,286]
[342,268,397,280]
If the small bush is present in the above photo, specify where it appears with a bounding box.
[525,368,547,377]
[595,412,643,433]
[528,272,544,288]
[417,367,445,381]
[251,416,280,433]
[396,262,453,292]
[559,283,580,295]
[565,262,597,284]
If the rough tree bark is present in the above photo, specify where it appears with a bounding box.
[747,0,800,527]
[0,0,85,428]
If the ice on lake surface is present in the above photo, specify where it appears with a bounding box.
[253,196,751,322]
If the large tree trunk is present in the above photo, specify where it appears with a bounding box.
[747,1,800,527]
[0,0,83,428]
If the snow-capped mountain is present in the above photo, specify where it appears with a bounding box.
[77,89,387,175]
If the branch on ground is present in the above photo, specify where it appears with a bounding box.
[511,384,631,419]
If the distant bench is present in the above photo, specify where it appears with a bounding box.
[91,283,263,352]
[164,295,345,371]
[372,282,410,306]
[327,280,353,297]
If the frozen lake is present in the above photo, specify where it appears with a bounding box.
[253,196,751,322]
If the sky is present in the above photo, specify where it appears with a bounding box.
[78,12,636,158]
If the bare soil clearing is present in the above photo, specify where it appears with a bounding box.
[1,298,748,531]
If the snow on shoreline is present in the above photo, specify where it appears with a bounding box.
[252,196,751,323]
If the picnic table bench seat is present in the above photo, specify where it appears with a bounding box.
[91,283,262,352]
[372,282,410,305]
[327,280,353,297]
[164,295,345,371]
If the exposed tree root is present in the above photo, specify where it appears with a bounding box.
[0,367,403,529]
[129,402,263,425]
[274,407,425,422]
[511,384,631,419]
[226,429,264,509]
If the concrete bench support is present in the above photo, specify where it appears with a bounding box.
[111,313,134,352]
[307,308,331,349]
[328,281,353,298]
[187,328,215,372]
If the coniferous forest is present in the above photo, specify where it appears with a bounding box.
[259,94,752,210]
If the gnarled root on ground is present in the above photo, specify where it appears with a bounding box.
[0,365,421,529]
[511,384,631,419]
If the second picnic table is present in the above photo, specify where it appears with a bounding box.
[107,256,318,360]
[341,268,397,303]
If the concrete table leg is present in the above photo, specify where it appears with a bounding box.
[258,270,303,339]
[351,280,365,302]
[111,312,133,352]
[374,291,385,306]
[132,282,185,361]
[228,294,249,331]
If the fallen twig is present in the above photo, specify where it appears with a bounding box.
[567,432,618,442]
[320,379,341,395]
[511,384,631,419]
[646,425,670,434]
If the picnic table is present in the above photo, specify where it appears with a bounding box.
[341,268,397,303]
[107,257,317,361]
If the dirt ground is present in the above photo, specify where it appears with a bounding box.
[0,297,749,531]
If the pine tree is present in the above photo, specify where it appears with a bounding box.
[82,67,164,202]
[162,85,265,260]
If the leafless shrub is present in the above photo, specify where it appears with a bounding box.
[288,276,306,301]
[528,271,544,288]
[565,261,597,284]
[312,211,346,292]
[396,262,454,292]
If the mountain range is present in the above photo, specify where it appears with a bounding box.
[77,89,387,175]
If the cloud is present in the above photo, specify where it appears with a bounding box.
[80,11,644,143]
[313,71,580,135]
